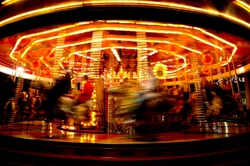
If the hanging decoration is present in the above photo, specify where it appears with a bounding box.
[121,48,136,58]
[31,60,41,69]
[153,63,168,79]
[42,68,52,77]
[201,65,210,75]
[201,53,214,65]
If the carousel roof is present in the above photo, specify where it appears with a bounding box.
[0,0,250,80]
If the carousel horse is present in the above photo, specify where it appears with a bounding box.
[20,89,44,120]
[107,78,178,124]
[47,78,70,120]
[190,83,247,129]
[59,93,94,125]
[31,71,72,121]
[107,78,192,136]
[210,84,244,119]
[35,72,94,125]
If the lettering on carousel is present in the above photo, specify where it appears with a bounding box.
[216,76,245,85]
[231,76,245,83]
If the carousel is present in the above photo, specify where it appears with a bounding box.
[1,1,250,166]
[0,20,249,134]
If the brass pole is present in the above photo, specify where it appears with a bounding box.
[231,57,242,108]
[227,63,234,95]
[208,65,214,83]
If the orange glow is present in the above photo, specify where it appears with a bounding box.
[19,26,224,60]
[7,20,237,72]
[9,21,236,63]
[48,37,202,60]
[58,46,187,74]
[9,24,77,60]
[59,46,155,64]
[1,0,250,39]
[193,27,237,63]
[158,50,187,73]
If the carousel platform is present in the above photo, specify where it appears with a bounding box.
[0,120,250,166]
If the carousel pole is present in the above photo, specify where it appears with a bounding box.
[190,50,205,122]
[215,50,223,86]
[231,56,242,108]
[208,65,214,83]
[69,46,75,71]
[186,70,191,97]
[176,57,182,90]
[88,30,103,127]
[13,52,20,83]
[109,54,114,86]
[38,69,42,81]
[69,46,76,89]
[12,60,17,82]
[227,63,234,96]
[184,64,190,96]
[52,31,66,77]
[10,67,24,123]
[245,72,250,110]
[89,30,103,79]
[137,31,149,83]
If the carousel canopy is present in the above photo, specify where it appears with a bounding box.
[0,0,250,81]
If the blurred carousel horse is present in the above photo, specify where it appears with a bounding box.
[107,78,174,124]
[31,71,72,121]
[59,93,93,125]
[194,84,247,129]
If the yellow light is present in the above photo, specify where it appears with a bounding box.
[111,48,121,61]
[74,53,97,61]
[9,24,77,60]
[83,0,219,16]
[2,0,20,6]
[20,28,97,58]
[0,2,83,27]
[11,22,229,60]
[83,0,250,29]
[153,63,168,79]
[1,0,250,39]
[57,46,188,72]
[235,0,250,12]
[49,37,201,60]
[19,27,224,60]
[8,20,236,70]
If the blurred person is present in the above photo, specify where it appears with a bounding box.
[221,79,232,96]
[45,70,71,120]
[17,92,27,120]
[132,77,159,122]
[201,78,213,105]
[1,76,16,123]
[204,85,223,132]
[72,75,94,120]
[74,75,94,106]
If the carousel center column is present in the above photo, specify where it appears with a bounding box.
[245,72,250,110]
[88,30,104,129]
[190,50,205,122]
[52,31,66,77]
[137,31,149,82]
